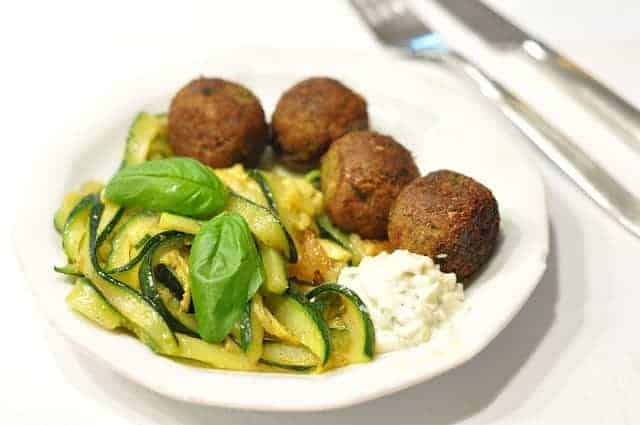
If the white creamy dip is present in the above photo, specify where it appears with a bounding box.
[338,250,464,353]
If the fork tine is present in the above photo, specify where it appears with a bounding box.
[351,0,404,25]
[350,0,432,48]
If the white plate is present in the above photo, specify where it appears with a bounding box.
[15,49,548,411]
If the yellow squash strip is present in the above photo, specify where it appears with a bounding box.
[245,295,265,364]
[173,334,255,371]
[66,278,126,330]
[253,293,299,345]
[158,213,203,235]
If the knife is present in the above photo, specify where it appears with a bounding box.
[433,0,640,153]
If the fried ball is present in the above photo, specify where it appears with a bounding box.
[388,170,500,279]
[168,77,268,168]
[320,131,419,239]
[272,77,369,168]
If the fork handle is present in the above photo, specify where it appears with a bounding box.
[434,50,640,238]
[521,39,640,153]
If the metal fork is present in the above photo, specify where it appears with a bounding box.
[351,0,640,239]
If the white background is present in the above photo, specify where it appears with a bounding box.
[2,1,639,424]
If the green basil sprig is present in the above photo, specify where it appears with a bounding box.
[104,157,228,219]
[189,212,264,342]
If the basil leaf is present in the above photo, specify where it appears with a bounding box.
[104,157,228,219]
[189,212,264,342]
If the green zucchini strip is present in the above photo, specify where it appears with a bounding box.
[96,205,126,247]
[234,297,264,363]
[303,169,321,184]
[106,229,182,274]
[258,242,289,294]
[54,264,82,277]
[86,201,178,354]
[138,231,199,337]
[173,334,255,371]
[316,214,353,252]
[247,169,278,211]
[62,193,99,263]
[307,284,375,363]
[154,264,187,302]
[66,278,126,330]
[247,170,298,263]
[265,292,331,365]
[120,112,166,168]
[260,342,318,371]
[225,194,293,261]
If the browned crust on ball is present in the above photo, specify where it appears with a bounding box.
[272,77,369,167]
[168,77,268,168]
[320,131,419,239]
[388,170,500,279]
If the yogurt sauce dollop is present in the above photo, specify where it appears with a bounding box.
[338,250,464,353]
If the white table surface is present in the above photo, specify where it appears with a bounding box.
[2,1,639,424]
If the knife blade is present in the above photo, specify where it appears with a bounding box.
[432,0,529,47]
[433,0,640,152]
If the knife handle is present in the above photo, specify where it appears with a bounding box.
[522,39,640,153]
[438,50,640,239]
